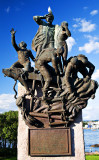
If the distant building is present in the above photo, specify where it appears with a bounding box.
[83,120,99,129]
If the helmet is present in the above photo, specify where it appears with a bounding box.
[46,7,54,22]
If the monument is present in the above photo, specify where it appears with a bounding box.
[2,7,98,160]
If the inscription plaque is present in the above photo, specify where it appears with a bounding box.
[29,128,71,156]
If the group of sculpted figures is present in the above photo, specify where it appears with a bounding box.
[3,8,98,127]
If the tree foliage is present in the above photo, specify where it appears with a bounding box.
[0,111,18,148]
[83,121,88,127]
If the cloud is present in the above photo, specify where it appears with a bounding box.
[72,24,79,28]
[79,19,96,32]
[0,94,17,113]
[83,103,99,121]
[83,7,88,10]
[92,69,99,80]
[90,10,98,16]
[83,89,99,120]
[73,18,96,32]
[67,37,76,52]
[84,35,99,41]
[73,18,81,22]
[5,6,10,13]
[79,35,99,53]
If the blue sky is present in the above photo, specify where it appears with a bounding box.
[0,0,99,120]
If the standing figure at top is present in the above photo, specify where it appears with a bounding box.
[32,7,71,66]
[32,7,55,57]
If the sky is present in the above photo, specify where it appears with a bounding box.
[0,0,99,120]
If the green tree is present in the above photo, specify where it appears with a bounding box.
[0,113,6,148]
[83,121,88,127]
[0,111,18,148]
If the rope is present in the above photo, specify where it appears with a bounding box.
[13,80,17,99]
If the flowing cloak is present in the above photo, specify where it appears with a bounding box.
[32,22,55,53]
[32,24,66,52]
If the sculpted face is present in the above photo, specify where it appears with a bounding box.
[46,15,54,24]
[19,41,27,48]
[61,21,68,28]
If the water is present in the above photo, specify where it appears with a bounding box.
[84,129,99,152]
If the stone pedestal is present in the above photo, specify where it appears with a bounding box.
[18,83,85,160]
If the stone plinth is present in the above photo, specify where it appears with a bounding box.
[18,83,85,160]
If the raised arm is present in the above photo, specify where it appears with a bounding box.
[10,28,19,51]
[33,15,46,25]
[61,21,71,37]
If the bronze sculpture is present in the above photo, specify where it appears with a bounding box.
[5,28,36,94]
[2,8,98,127]
[32,8,71,99]
[35,48,64,100]
[32,7,55,57]
[10,28,35,72]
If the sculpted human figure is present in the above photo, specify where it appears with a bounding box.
[32,8,71,58]
[63,55,97,100]
[77,54,95,78]
[35,48,63,99]
[32,7,55,57]
[10,28,35,72]
[65,57,90,95]
[32,8,72,100]
[55,21,71,72]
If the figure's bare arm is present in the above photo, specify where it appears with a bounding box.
[10,28,19,51]
[87,61,95,77]
[65,26,71,37]
[65,63,73,93]
[33,15,46,25]
[61,21,71,37]
[78,64,90,83]
[29,50,35,61]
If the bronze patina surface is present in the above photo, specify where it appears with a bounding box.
[2,7,99,159]
[29,128,71,156]
[2,7,98,127]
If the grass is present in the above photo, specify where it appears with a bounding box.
[0,157,17,160]
[0,155,99,160]
[86,155,99,160]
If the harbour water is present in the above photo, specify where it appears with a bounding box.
[84,129,99,152]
